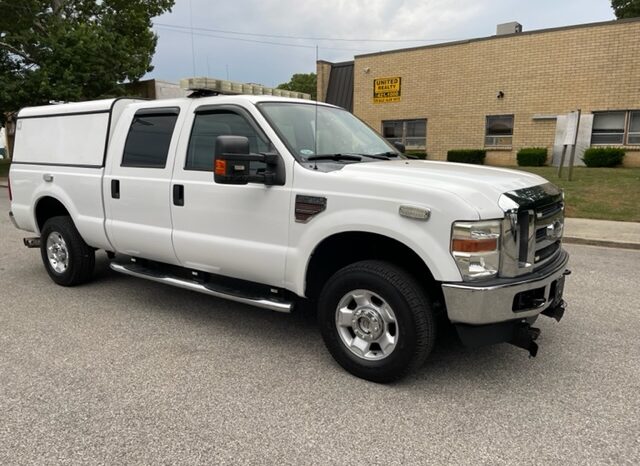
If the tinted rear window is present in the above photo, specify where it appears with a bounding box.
[122,110,179,168]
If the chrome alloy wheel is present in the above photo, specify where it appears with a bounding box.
[335,289,398,361]
[46,231,69,274]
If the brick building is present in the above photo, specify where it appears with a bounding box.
[317,18,640,167]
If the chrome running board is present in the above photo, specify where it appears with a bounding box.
[110,261,292,313]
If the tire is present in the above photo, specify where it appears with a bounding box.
[318,260,435,383]
[40,216,95,286]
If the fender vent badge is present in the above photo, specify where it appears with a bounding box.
[295,195,327,223]
[399,205,431,221]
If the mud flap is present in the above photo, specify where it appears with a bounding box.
[455,320,541,357]
[509,323,541,357]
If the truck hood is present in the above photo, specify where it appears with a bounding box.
[339,159,550,218]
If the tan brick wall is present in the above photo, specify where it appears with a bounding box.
[316,61,333,103]
[352,20,640,167]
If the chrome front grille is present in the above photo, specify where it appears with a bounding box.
[532,199,564,269]
[499,183,564,278]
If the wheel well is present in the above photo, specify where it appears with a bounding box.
[305,232,443,307]
[35,197,70,231]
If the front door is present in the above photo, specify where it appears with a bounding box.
[170,103,292,287]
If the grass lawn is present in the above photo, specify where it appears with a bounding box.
[513,166,640,222]
[0,159,10,178]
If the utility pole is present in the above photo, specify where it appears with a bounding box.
[567,109,581,181]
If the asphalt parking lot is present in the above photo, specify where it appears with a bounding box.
[1,188,639,465]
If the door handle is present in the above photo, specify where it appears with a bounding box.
[173,184,184,206]
[111,179,120,199]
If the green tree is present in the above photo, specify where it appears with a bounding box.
[0,0,174,116]
[611,0,640,18]
[277,73,317,100]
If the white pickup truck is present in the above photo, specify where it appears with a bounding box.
[8,93,569,382]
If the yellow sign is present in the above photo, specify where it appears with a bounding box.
[373,77,401,103]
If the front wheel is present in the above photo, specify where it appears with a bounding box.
[40,216,95,286]
[318,260,435,383]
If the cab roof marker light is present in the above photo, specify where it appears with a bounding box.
[179,77,312,100]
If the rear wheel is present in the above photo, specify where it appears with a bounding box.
[318,260,435,383]
[40,216,95,286]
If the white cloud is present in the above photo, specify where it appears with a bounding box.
[148,0,614,87]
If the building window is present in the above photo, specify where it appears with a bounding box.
[591,112,625,145]
[485,115,513,147]
[591,111,640,145]
[628,111,640,145]
[382,119,426,148]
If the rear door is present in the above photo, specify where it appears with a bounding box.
[104,104,188,264]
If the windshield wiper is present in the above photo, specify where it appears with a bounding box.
[306,153,363,162]
[363,151,400,160]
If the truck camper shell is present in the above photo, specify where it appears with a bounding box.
[14,98,142,168]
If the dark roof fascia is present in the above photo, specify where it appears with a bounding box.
[317,59,355,67]
[354,16,640,59]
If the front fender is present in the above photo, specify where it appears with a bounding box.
[285,203,468,297]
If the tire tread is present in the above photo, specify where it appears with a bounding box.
[318,260,435,383]
[40,216,95,286]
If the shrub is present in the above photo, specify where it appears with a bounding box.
[582,147,625,167]
[447,149,486,164]
[404,150,427,159]
[517,147,548,166]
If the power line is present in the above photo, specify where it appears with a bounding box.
[154,22,460,43]
[154,25,378,53]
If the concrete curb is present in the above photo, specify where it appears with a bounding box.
[563,236,640,250]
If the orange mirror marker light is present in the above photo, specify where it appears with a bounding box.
[215,159,227,175]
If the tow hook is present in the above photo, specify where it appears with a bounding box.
[23,237,41,248]
[509,323,540,358]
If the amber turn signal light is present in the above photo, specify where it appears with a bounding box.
[451,238,498,253]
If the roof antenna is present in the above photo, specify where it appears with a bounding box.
[313,44,319,170]
[189,0,196,75]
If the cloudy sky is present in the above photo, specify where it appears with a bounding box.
[147,0,615,88]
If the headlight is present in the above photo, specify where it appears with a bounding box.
[451,220,501,281]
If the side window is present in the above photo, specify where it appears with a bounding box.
[186,111,270,171]
[121,109,179,168]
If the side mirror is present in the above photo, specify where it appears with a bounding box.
[393,141,406,154]
[214,135,284,186]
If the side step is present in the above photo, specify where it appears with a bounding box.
[23,237,41,248]
[109,260,293,313]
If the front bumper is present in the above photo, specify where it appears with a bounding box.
[441,250,570,325]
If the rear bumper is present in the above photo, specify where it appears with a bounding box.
[441,250,570,325]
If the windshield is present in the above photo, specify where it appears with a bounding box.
[258,102,398,161]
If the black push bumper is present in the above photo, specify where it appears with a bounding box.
[454,298,567,357]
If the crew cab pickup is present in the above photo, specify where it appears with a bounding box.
[8,94,570,382]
